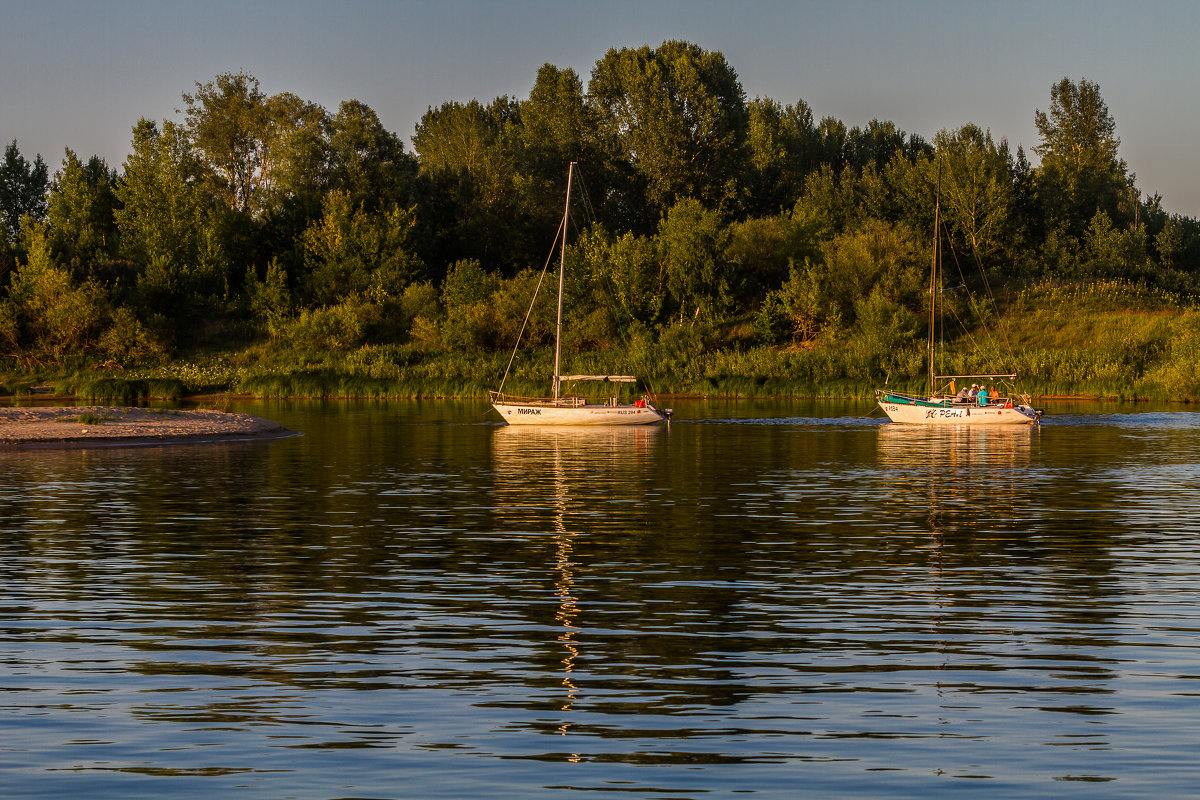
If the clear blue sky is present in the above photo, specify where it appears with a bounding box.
[4,0,1198,216]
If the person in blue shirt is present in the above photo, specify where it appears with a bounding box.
[976,386,991,406]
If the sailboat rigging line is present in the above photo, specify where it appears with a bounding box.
[562,163,663,407]
[497,213,566,394]
[931,156,1021,379]
[939,231,992,367]
[939,220,1012,376]
[578,168,665,407]
[969,243,1019,371]
[573,169,600,227]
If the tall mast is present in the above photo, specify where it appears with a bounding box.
[929,160,941,397]
[553,162,575,400]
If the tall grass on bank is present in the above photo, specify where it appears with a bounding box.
[995,281,1200,399]
[232,346,513,399]
[1011,278,1185,315]
[55,376,187,403]
[235,369,486,399]
[0,381,33,398]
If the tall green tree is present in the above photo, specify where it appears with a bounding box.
[412,97,525,268]
[47,149,120,275]
[518,64,596,232]
[846,119,909,173]
[114,119,228,318]
[413,98,518,182]
[0,140,49,242]
[328,99,416,209]
[816,116,850,168]
[934,124,1014,263]
[1033,77,1132,235]
[521,64,591,175]
[657,197,731,323]
[182,72,331,218]
[588,41,749,223]
[181,71,271,214]
[746,97,820,214]
[261,90,333,212]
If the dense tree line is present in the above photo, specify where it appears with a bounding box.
[2,42,1198,373]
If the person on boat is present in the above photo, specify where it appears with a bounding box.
[967,383,980,400]
[954,384,972,403]
[976,386,991,406]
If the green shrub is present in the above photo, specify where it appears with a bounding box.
[99,307,168,364]
[283,301,379,351]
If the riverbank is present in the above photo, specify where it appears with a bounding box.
[0,406,291,449]
[5,285,1199,405]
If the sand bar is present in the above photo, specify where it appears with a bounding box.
[0,406,292,448]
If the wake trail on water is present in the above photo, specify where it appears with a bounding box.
[1045,412,1200,429]
[684,416,887,427]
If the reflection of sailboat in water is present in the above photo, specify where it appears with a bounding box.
[876,422,1037,469]
[876,423,1042,673]
[548,443,581,748]
[876,423,1038,537]
[491,426,663,751]
[491,426,664,495]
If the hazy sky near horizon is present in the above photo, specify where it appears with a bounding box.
[4,0,1199,215]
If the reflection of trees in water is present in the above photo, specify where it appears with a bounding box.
[487,422,1134,711]
[871,424,1136,686]
[695,422,1140,692]
[10,408,1189,750]
[0,443,284,591]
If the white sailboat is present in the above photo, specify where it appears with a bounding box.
[876,378,1042,425]
[490,162,671,426]
[876,169,1042,426]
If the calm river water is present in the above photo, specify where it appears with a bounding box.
[3,399,1200,799]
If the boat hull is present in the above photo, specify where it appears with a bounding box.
[492,400,667,426]
[877,394,1040,425]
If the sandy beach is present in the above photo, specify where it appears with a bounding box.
[0,406,291,448]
